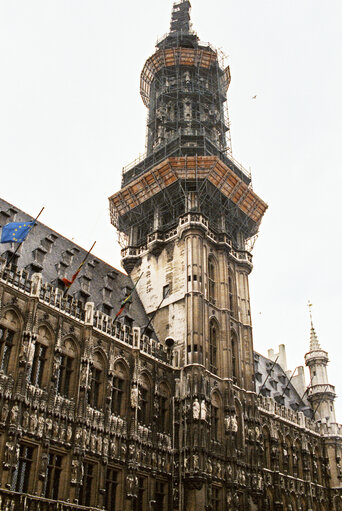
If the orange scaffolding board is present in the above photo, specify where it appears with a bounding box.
[109,156,267,226]
[140,48,222,107]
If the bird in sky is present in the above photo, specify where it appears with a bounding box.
[252,95,257,99]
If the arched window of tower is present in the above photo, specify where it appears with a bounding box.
[209,319,219,374]
[230,330,239,383]
[228,269,236,317]
[208,255,217,305]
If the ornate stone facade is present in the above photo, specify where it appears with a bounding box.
[0,1,341,510]
[0,260,341,510]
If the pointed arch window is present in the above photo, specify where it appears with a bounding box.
[208,256,217,304]
[158,382,170,433]
[138,374,151,425]
[0,310,20,375]
[111,361,128,416]
[29,325,51,387]
[89,352,105,410]
[231,331,238,382]
[209,319,218,374]
[56,338,76,398]
[228,269,236,315]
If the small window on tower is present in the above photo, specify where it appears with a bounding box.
[163,284,170,298]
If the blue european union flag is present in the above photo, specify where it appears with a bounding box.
[1,221,35,244]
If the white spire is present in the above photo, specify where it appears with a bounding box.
[308,301,321,351]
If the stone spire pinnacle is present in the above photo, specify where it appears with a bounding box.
[170,0,192,34]
[308,301,321,351]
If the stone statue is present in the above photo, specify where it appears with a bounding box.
[129,443,135,458]
[4,441,13,468]
[45,418,52,437]
[13,444,20,466]
[71,459,79,484]
[193,398,200,419]
[257,473,263,490]
[90,432,96,452]
[22,410,29,429]
[80,364,88,387]
[126,473,137,496]
[117,417,124,434]
[59,421,66,441]
[131,385,139,408]
[216,462,222,478]
[200,400,207,421]
[39,453,48,478]
[110,438,117,457]
[231,415,238,433]
[37,415,44,437]
[10,404,19,424]
[28,342,35,365]
[30,412,38,432]
[66,424,73,443]
[75,427,82,445]
[152,451,157,468]
[1,402,9,423]
[121,442,126,458]
[97,435,102,454]
[103,437,109,456]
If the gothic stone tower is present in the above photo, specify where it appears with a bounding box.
[109,0,267,388]
[109,2,267,508]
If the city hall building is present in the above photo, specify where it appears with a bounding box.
[0,1,341,510]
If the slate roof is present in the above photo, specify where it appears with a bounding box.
[0,198,151,333]
[254,351,313,418]
[0,198,314,413]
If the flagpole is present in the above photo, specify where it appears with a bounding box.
[141,287,169,338]
[5,207,45,270]
[63,241,96,297]
[113,273,143,324]
[258,356,279,396]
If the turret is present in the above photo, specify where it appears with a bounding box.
[305,306,336,424]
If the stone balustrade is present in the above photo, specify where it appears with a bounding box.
[0,489,102,511]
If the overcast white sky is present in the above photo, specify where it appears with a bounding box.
[0,0,341,420]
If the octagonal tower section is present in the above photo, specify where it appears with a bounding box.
[109,0,267,391]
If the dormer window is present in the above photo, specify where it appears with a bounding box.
[102,287,112,302]
[33,247,47,266]
[0,208,17,227]
[102,304,112,316]
[40,237,54,252]
[61,250,74,266]
[56,261,69,279]
[80,276,91,294]
[105,271,117,287]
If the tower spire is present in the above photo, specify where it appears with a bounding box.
[308,301,321,351]
[170,0,192,34]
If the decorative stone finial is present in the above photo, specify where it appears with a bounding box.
[170,0,192,34]
[308,301,321,351]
